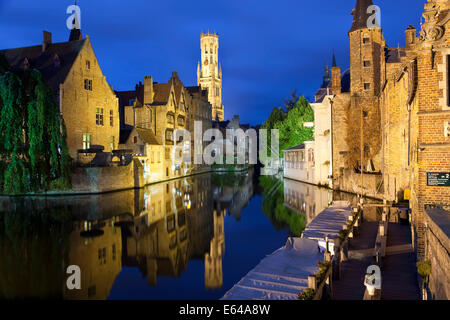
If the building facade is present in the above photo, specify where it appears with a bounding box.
[117,72,213,184]
[307,0,449,299]
[0,28,120,160]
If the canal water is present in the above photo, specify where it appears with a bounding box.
[0,167,360,300]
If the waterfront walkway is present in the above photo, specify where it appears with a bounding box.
[332,218,420,300]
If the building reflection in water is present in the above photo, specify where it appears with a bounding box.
[0,168,259,299]
[283,178,333,224]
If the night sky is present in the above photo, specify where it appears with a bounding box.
[0,0,425,126]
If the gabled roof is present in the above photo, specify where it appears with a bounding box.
[136,127,161,145]
[152,83,171,105]
[0,39,86,93]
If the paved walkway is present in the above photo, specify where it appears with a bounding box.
[332,219,420,300]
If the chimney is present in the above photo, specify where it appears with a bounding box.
[331,66,341,94]
[405,25,416,49]
[144,76,154,104]
[42,31,52,52]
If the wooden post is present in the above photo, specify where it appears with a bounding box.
[332,237,341,280]
[308,275,317,291]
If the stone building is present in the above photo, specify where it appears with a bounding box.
[198,32,224,121]
[310,0,449,299]
[0,27,120,160]
[117,72,212,184]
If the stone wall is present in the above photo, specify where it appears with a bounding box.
[424,208,450,300]
[71,159,145,193]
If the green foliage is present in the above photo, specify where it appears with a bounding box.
[298,288,316,300]
[416,260,431,279]
[259,175,307,236]
[0,66,71,194]
[261,95,314,158]
[315,260,331,283]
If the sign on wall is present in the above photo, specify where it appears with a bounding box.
[427,173,450,187]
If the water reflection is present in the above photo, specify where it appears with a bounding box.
[0,168,363,299]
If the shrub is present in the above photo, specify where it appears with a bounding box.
[416,260,431,279]
[298,288,315,300]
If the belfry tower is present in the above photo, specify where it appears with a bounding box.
[197,31,224,121]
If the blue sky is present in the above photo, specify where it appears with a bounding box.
[0,0,425,126]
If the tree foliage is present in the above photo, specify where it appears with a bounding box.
[0,58,71,194]
[262,94,314,158]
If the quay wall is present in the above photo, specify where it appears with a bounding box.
[424,208,450,300]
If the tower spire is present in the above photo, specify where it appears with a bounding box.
[350,0,374,32]
[332,50,337,67]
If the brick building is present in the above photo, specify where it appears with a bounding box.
[310,0,449,298]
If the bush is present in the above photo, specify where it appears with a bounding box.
[316,260,331,283]
[298,288,315,300]
[416,260,431,279]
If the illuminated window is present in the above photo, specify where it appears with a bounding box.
[110,136,114,151]
[82,133,91,150]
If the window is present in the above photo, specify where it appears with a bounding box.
[134,136,138,144]
[151,151,155,163]
[363,37,370,44]
[364,60,371,67]
[96,108,104,126]
[216,87,220,97]
[110,136,115,151]
[98,248,106,265]
[158,152,161,163]
[86,60,91,70]
[82,133,91,150]
[112,244,116,261]
[363,110,369,118]
[88,286,96,298]
[84,79,92,91]
[165,130,173,142]
[110,110,114,127]
[364,83,371,90]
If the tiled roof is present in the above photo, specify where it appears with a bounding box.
[0,39,86,93]
[152,83,171,105]
[136,127,161,145]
